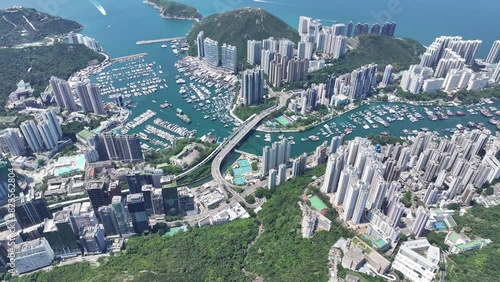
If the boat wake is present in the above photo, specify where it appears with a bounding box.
[254,0,287,4]
[88,0,107,16]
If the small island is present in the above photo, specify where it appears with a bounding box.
[145,0,203,21]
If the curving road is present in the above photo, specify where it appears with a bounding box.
[211,91,290,207]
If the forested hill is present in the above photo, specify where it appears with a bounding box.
[145,0,202,20]
[187,7,300,63]
[0,44,104,117]
[0,7,81,47]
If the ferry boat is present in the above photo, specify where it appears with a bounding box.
[309,135,319,141]
[176,108,191,123]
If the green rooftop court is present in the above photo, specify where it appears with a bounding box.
[77,129,94,140]
[275,115,293,126]
[309,196,328,211]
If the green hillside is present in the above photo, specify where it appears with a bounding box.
[0,44,104,117]
[146,0,202,20]
[15,219,259,282]
[0,7,81,47]
[309,34,425,84]
[187,7,300,63]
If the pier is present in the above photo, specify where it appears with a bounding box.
[136,36,186,45]
[110,52,148,62]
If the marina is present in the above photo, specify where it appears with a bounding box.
[92,50,241,150]
[239,101,500,157]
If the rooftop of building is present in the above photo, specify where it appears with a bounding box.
[127,193,144,203]
[86,181,105,190]
[15,238,47,252]
[53,210,71,223]
[82,225,101,238]
[455,239,488,250]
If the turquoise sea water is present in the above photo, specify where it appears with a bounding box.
[2,0,500,56]
[2,0,500,158]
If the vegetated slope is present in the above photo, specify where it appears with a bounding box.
[146,0,202,20]
[446,204,500,282]
[0,7,81,46]
[309,34,425,83]
[187,7,300,63]
[244,165,354,282]
[15,219,259,282]
[0,44,104,114]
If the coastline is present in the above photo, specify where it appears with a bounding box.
[143,0,201,22]
[254,88,488,134]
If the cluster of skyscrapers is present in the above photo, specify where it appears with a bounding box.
[298,16,396,44]
[7,169,193,273]
[285,65,379,113]
[50,76,105,114]
[402,36,500,94]
[288,86,319,115]
[67,32,103,53]
[75,79,105,114]
[9,181,168,273]
[7,109,63,154]
[316,128,499,242]
[196,31,237,73]
[247,37,309,88]
[262,139,293,188]
[333,63,378,100]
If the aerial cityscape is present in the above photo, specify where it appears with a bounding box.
[0,0,500,281]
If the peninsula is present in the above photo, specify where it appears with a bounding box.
[144,0,203,21]
[0,7,81,47]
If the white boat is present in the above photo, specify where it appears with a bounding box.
[161,45,167,48]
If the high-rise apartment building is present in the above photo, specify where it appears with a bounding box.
[203,38,219,67]
[241,67,265,106]
[20,120,44,152]
[247,40,263,65]
[75,80,105,114]
[196,31,205,58]
[0,128,25,156]
[485,40,500,64]
[92,133,143,162]
[221,43,237,73]
[49,76,77,111]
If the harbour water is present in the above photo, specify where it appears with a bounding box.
[2,0,500,157]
